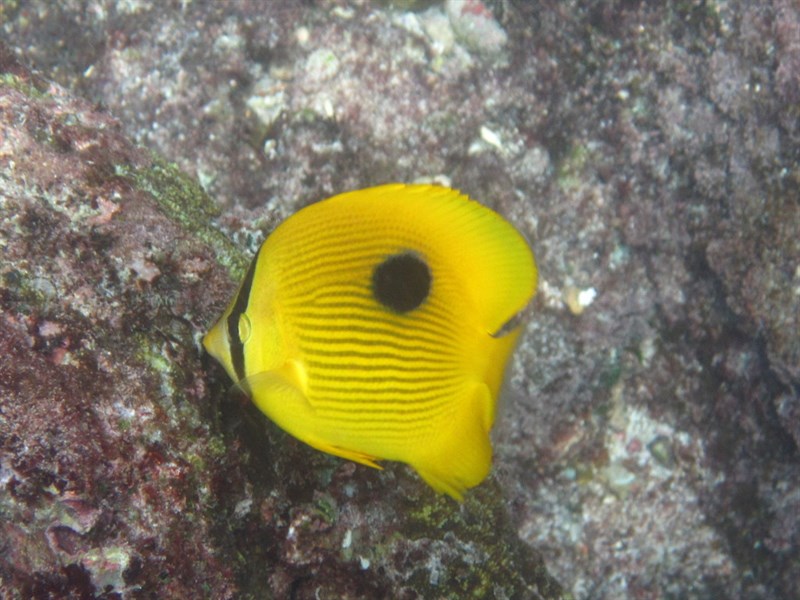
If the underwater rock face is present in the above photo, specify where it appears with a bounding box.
[2,0,799,598]
[0,43,562,599]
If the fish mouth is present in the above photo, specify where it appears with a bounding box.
[203,317,227,362]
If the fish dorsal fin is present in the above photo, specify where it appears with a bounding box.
[324,184,537,335]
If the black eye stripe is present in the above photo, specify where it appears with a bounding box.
[228,246,262,382]
[371,252,431,314]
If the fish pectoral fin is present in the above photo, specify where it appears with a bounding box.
[305,441,383,470]
[241,368,382,470]
[411,381,493,501]
[241,368,318,437]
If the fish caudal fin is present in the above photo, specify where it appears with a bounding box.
[411,381,493,501]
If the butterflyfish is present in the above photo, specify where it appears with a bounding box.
[203,184,537,500]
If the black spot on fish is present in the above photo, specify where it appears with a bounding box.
[372,252,431,314]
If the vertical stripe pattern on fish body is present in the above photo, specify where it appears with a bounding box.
[203,184,537,499]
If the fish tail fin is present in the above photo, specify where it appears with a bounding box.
[412,382,493,501]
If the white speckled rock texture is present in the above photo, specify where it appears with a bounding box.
[2,1,798,598]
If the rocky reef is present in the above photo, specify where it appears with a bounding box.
[0,37,561,599]
[1,1,799,598]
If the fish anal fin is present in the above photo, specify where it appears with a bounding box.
[411,381,493,501]
[307,441,383,470]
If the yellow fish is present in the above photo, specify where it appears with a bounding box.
[203,184,536,499]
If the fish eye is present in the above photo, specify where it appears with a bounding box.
[238,313,252,344]
[371,251,431,313]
